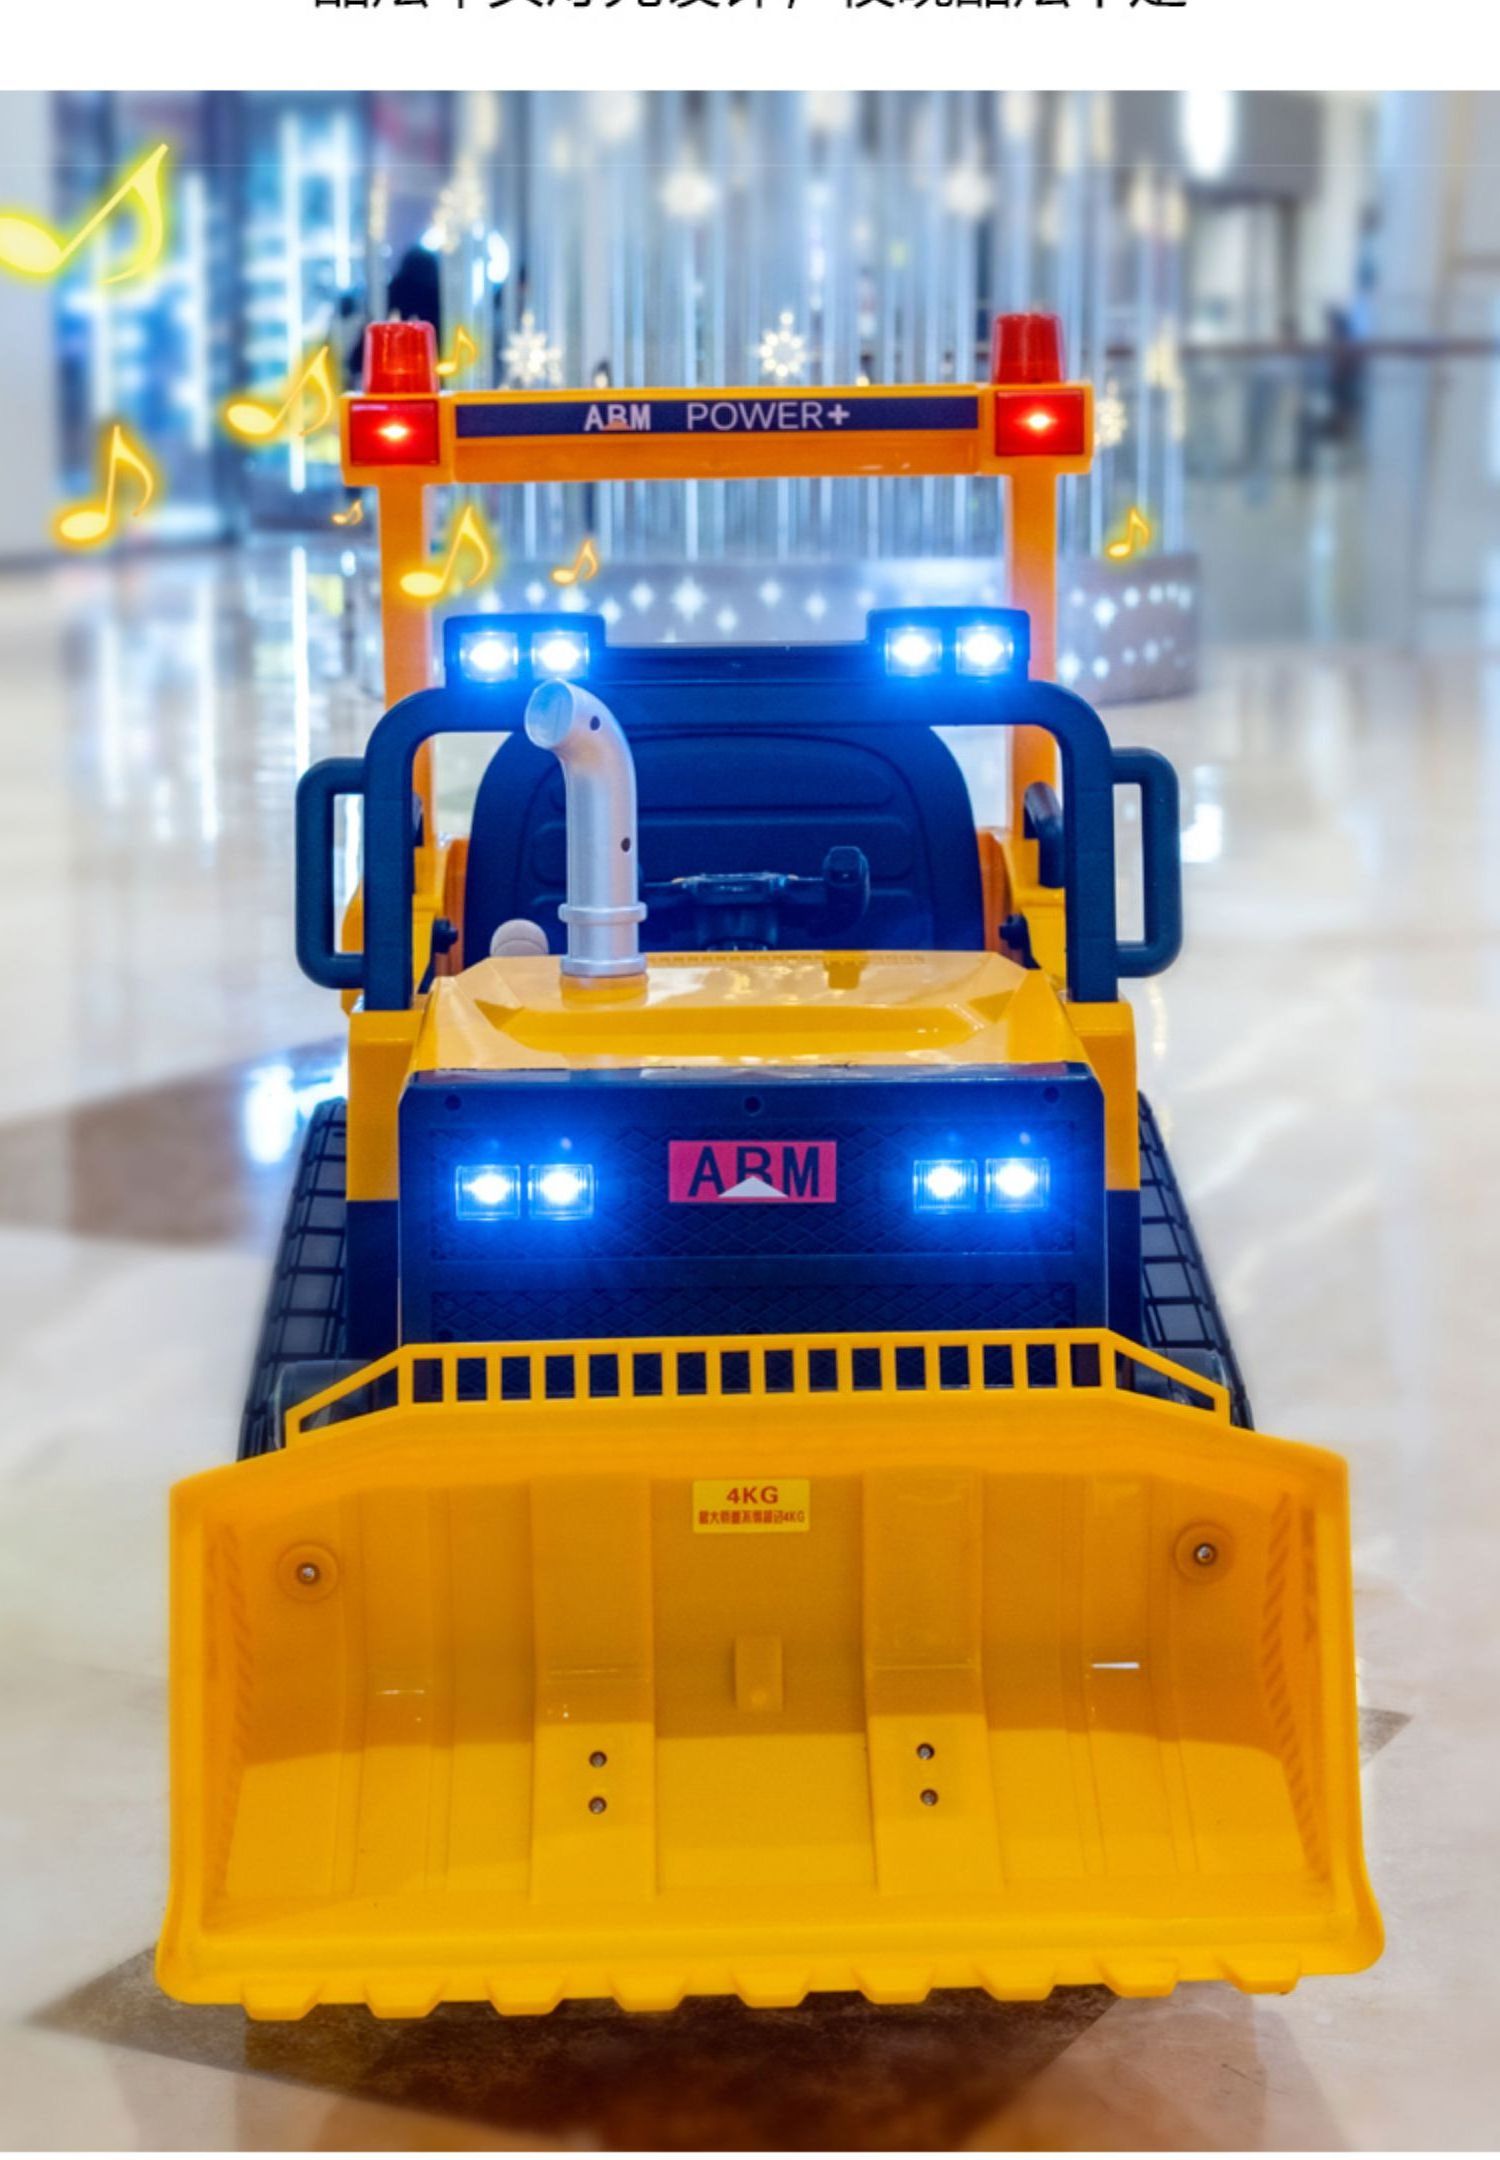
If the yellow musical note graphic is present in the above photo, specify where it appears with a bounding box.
[53,422,158,548]
[1104,505,1153,562]
[435,326,478,380]
[550,534,600,588]
[223,346,337,445]
[399,503,496,604]
[330,499,365,528]
[0,143,169,286]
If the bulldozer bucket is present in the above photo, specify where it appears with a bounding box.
[158,1329,1380,2018]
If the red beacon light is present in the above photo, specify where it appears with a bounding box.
[348,319,442,466]
[363,320,439,396]
[989,309,1087,459]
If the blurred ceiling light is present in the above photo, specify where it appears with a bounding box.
[1128,166,1155,237]
[591,90,642,143]
[1095,385,1128,450]
[1182,91,1237,180]
[661,164,718,221]
[942,164,995,220]
[1002,90,1037,143]
[807,90,855,133]
[464,91,501,155]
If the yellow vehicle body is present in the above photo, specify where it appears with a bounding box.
[158,953,1380,2016]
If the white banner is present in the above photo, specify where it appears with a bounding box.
[4,0,1489,93]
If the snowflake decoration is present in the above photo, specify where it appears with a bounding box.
[504,311,563,389]
[671,576,707,622]
[1095,386,1128,451]
[757,311,807,383]
[629,581,655,613]
[429,166,485,252]
[804,591,828,622]
[758,578,783,608]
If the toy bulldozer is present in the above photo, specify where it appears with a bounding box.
[157,316,1380,2018]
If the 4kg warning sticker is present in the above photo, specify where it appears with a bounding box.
[692,1479,810,1534]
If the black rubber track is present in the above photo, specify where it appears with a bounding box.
[237,1097,348,1460]
[1137,1093,1254,1427]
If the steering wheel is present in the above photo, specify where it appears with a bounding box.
[643,845,871,952]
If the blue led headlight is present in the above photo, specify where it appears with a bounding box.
[531,629,590,680]
[444,613,604,689]
[456,627,520,684]
[986,1156,1050,1209]
[455,1163,521,1219]
[913,1158,979,1213]
[870,606,1028,682]
[528,1161,596,1219]
[884,625,944,677]
[956,622,1016,677]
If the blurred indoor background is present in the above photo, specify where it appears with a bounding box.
[3,91,1498,679]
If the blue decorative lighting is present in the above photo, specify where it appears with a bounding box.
[986,1156,1049,1209]
[528,1162,596,1219]
[455,1163,522,1219]
[531,629,590,679]
[913,1157,979,1213]
[884,624,943,677]
[456,628,520,683]
[870,607,1029,682]
[443,613,604,690]
[956,622,1016,677]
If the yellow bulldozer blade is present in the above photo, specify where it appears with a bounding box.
[158,1329,1380,2019]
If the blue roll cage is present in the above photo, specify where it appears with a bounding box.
[296,610,1182,1013]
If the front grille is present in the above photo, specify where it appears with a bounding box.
[400,1067,1105,1348]
[431,1277,1076,1345]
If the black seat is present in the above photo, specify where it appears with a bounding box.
[463,716,987,962]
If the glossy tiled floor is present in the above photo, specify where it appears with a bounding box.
[0,545,1496,2149]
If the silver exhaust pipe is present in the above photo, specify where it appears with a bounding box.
[523,679,647,981]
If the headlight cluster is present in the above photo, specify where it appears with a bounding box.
[456,1161,596,1221]
[913,1156,1049,1214]
[883,617,1019,679]
[454,624,591,686]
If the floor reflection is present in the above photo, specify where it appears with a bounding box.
[0,1040,343,1248]
[41,1954,1111,2151]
